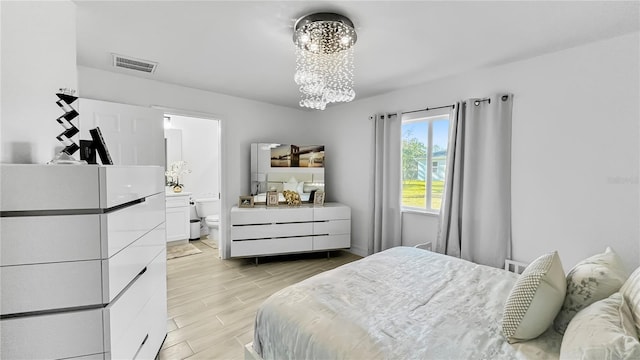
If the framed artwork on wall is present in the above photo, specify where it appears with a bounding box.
[266,191,279,207]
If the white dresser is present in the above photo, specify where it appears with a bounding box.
[230,202,351,258]
[0,164,167,360]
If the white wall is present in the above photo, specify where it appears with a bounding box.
[1,1,77,164]
[317,32,640,272]
[78,66,312,258]
[168,115,219,200]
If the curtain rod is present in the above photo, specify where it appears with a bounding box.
[385,103,455,117]
[401,104,455,115]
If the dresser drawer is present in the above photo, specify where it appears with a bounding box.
[231,206,313,225]
[0,214,101,266]
[99,166,164,208]
[231,222,313,241]
[105,249,166,360]
[313,219,351,236]
[135,286,168,360]
[313,234,351,250]
[166,195,190,208]
[103,223,165,303]
[0,165,101,212]
[103,193,165,258]
[1,260,102,315]
[0,308,104,359]
[313,204,350,221]
[231,237,313,257]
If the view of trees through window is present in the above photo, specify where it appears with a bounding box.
[401,116,450,212]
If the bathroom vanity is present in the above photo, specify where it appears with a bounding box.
[165,191,191,242]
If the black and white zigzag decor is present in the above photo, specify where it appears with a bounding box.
[55,88,80,156]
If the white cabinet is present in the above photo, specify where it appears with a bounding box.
[166,192,191,242]
[0,164,167,360]
[230,203,351,258]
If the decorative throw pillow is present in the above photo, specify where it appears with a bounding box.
[296,181,304,195]
[502,251,566,343]
[620,266,640,336]
[553,247,629,334]
[559,293,640,360]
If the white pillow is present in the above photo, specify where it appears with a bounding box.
[296,181,304,195]
[620,266,640,336]
[502,251,566,343]
[283,177,298,192]
[560,292,640,360]
[554,247,629,334]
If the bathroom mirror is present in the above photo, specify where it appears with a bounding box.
[250,143,325,204]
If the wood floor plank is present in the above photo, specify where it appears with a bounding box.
[159,341,194,360]
[159,240,361,359]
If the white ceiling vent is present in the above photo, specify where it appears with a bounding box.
[112,54,158,74]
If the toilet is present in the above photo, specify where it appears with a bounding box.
[194,197,220,241]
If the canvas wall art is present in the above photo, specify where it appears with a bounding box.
[270,144,324,168]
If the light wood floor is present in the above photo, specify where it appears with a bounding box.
[159,240,362,359]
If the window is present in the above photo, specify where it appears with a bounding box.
[401,112,450,213]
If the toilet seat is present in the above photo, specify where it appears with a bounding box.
[205,215,219,227]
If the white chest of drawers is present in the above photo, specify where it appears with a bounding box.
[230,202,351,258]
[0,164,167,360]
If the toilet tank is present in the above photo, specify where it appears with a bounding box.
[194,197,219,217]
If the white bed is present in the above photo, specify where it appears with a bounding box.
[249,247,563,359]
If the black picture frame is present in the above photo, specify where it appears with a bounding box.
[89,127,113,165]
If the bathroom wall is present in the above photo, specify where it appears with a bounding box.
[167,115,220,201]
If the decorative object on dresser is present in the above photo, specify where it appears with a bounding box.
[230,203,351,259]
[0,164,167,360]
[282,190,302,206]
[88,126,114,165]
[266,191,279,207]
[49,88,84,164]
[239,195,254,208]
[313,191,325,206]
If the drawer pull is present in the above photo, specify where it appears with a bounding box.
[133,334,149,360]
[138,266,147,277]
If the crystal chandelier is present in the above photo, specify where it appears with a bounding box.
[293,13,357,110]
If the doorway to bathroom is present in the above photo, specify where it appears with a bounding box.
[164,113,222,257]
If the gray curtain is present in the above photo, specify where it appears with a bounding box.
[436,94,513,268]
[370,113,402,254]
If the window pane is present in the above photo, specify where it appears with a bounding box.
[430,120,449,210]
[401,122,426,208]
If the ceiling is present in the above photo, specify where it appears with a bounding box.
[75,1,640,110]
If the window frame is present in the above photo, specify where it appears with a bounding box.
[401,110,451,214]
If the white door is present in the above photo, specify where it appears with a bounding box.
[78,99,164,166]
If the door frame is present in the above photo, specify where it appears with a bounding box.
[153,106,226,259]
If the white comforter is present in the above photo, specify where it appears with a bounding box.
[253,247,562,360]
